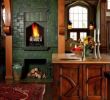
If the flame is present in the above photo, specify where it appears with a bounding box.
[32,23,39,38]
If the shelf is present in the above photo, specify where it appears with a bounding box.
[24,46,50,51]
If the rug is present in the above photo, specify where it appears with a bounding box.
[0,83,45,100]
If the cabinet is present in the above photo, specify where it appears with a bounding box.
[83,64,106,100]
[53,63,107,100]
[53,64,83,100]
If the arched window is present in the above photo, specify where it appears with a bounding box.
[67,5,89,41]
[2,7,6,24]
[107,0,110,9]
[69,6,88,28]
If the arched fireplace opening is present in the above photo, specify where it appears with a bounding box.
[26,22,44,47]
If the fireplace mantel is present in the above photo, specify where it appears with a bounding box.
[24,46,49,51]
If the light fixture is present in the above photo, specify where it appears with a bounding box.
[89,22,94,30]
[68,20,72,29]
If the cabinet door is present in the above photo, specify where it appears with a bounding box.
[58,64,82,100]
[83,64,106,100]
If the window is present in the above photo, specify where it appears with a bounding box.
[107,0,110,9]
[69,6,88,28]
[2,8,6,23]
[80,32,87,41]
[68,5,88,41]
[70,32,77,40]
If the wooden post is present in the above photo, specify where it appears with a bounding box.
[58,0,65,53]
[5,36,13,80]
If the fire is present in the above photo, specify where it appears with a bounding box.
[32,23,39,38]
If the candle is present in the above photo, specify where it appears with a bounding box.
[97,29,100,42]
[94,29,96,42]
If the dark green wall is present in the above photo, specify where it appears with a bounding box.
[12,0,58,81]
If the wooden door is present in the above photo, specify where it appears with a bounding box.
[53,64,83,100]
[83,64,106,100]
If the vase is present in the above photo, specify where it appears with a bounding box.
[82,44,90,60]
[13,64,22,81]
[85,48,90,57]
[82,44,86,60]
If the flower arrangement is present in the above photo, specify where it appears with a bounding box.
[79,36,95,56]
[70,36,95,56]
[80,36,94,48]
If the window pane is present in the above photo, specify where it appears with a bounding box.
[74,21,78,28]
[83,8,87,13]
[69,14,74,21]
[74,7,79,13]
[69,6,88,28]
[79,14,82,21]
[83,14,87,20]
[2,8,6,23]
[74,14,78,20]
[69,8,74,13]
[108,2,110,9]
[70,32,77,40]
[80,32,87,41]
[78,6,82,13]
[82,21,87,28]
[79,22,82,28]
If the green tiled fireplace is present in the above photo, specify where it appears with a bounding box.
[12,0,58,82]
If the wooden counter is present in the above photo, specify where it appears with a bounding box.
[52,53,110,64]
[52,53,110,100]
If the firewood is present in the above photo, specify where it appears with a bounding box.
[30,69,35,74]
[42,73,46,78]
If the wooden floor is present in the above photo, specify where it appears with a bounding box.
[43,83,53,100]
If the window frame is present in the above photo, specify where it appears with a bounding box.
[66,4,90,41]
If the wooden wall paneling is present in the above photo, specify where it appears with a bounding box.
[100,0,107,52]
[106,21,110,53]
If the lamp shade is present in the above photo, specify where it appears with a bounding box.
[89,22,94,30]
